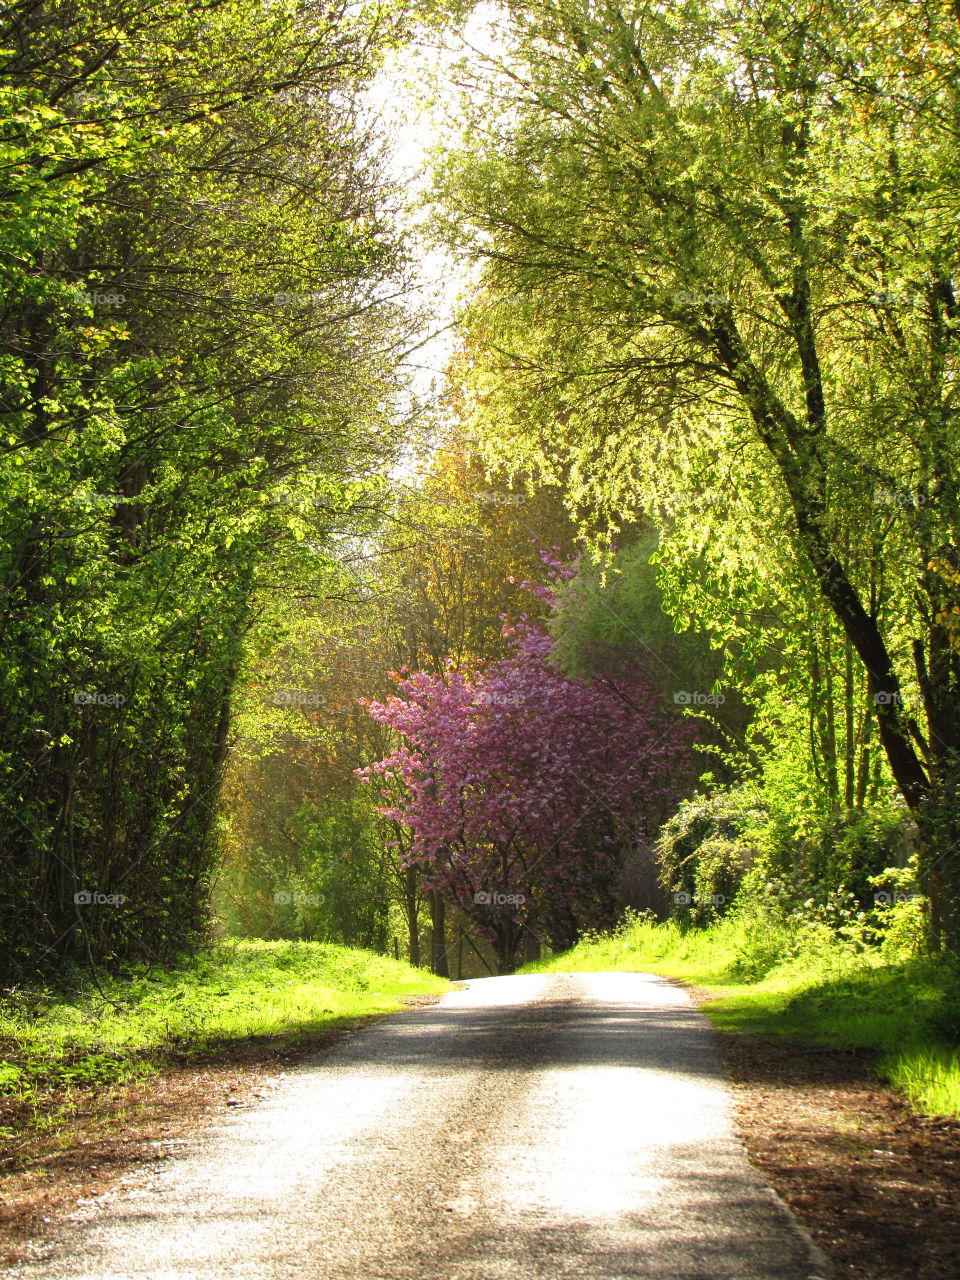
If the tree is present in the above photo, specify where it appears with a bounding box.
[433,0,960,946]
[382,428,580,673]
[359,602,696,972]
[0,0,414,978]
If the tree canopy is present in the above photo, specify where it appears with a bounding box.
[431,0,960,946]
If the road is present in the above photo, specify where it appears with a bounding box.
[7,972,832,1280]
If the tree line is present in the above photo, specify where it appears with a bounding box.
[0,0,426,979]
[4,0,958,981]
[427,0,960,951]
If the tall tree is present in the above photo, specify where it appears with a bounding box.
[433,0,960,946]
[0,0,414,977]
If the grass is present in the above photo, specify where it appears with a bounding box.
[522,910,960,1117]
[0,939,449,1110]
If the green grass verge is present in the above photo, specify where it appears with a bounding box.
[0,939,449,1107]
[522,913,960,1117]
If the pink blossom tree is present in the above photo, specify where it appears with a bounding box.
[358,608,696,973]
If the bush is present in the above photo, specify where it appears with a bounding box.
[656,785,766,925]
[757,798,916,907]
[727,894,796,979]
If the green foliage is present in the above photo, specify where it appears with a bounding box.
[549,529,720,685]
[0,0,414,978]
[216,793,395,952]
[657,777,917,966]
[0,940,447,1110]
[548,528,754,775]
[725,896,797,981]
[656,786,766,924]
[432,0,960,944]
[748,798,917,908]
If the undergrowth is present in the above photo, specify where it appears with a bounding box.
[0,939,447,1147]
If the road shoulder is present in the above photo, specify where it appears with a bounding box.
[688,988,960,1280]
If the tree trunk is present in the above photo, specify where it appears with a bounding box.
[428,888,448,977]
[843,635,855,810]
[711,314,931,814]
[709,312,959,941]
[404,864,420,968]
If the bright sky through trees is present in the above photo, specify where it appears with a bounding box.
[365,4,503,400]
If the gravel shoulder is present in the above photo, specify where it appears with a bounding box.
[706,1020,960,1280]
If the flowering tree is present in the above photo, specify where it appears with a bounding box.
[358,611,695,972]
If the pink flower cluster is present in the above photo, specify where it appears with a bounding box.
[357,611,696,960]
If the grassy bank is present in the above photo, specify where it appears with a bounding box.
[523,911,960,1117]
[0,940,448,1129]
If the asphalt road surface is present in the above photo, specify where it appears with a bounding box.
[8,972,833,1280]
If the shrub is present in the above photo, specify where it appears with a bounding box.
[757,798,916,907]
[657,786,766,925]
[727,892,796,979]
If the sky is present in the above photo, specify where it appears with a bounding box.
[363,5,506,404]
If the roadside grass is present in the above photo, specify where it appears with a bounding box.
[523,913,960,1117]
[0,939,448,1153]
